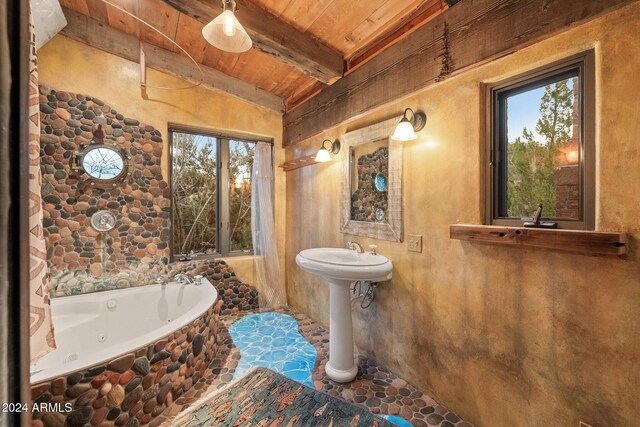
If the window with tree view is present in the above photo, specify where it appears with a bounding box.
[171,129,257,259]
[229,140,254,252]
[488,51,594,229]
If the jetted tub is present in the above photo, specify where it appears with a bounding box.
[30,280,222,427]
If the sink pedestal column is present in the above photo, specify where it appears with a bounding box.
[295,247,393,383]
[324,279,357,383]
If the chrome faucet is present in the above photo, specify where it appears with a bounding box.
[174,274,193,285]
[346,240,364,253]
[153,258,171,286]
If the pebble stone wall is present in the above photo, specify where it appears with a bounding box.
[171,260,260,314]
[39,85,171,298]
[38,86,260,310]
[31,298,223,427]
[350,147,389,222]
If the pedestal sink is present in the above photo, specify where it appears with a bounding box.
[296,248,392,382]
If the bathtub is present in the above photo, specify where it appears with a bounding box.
[30,280,222,427]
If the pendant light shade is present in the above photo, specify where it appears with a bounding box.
[202,0,252,53]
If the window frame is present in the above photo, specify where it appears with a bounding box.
[484,50,595,230]
[168,125,272,261]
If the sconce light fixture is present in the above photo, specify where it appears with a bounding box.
[315,139,341,163]
[202,0,252,53]
[391,108,427,141]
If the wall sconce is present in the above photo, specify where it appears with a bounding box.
[391,108,426,141]
[315,139,341,163]
[202,0,252,53]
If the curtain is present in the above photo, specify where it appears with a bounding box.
[251,142,286,310]
[29,11,56,362]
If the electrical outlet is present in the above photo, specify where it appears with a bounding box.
[407,234,422,253]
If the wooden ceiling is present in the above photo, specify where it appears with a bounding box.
[57,0,450,111]
[253,0,434,58]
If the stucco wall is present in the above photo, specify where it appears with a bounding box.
[285,4,640,426]
[37,35,286,287]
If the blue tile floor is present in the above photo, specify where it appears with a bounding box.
[228,312,317,387]
[228,311,414,427]
[381,415,415,427]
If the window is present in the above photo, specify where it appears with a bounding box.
[170,128,259,259]
[486,51,595,229]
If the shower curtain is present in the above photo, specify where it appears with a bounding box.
[29,11,56,362]
[251,142,287,310]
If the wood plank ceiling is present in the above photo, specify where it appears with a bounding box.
[57,0,450,110]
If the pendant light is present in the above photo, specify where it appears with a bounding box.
[202,0,252,53]
[391,108,427,141]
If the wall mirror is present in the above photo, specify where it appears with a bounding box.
[350,139,389,222]
[341,117,402,242]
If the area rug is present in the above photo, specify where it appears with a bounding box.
[174,367,397,426]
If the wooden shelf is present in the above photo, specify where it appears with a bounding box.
[279,154,318,172]
[449,224,627,257]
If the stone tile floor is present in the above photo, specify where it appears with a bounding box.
[162,307,472,427]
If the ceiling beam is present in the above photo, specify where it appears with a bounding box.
[345,0,447,75]
[285,80,326,113]
[283,0,636,147]
[59,7,284,113]
[160,0,344,84]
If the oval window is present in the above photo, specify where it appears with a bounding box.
[81,146,125,180]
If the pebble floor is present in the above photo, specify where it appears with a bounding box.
[162,307,472,427]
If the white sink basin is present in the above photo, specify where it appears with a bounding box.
[296,248,392,282]
[296,247,393,383]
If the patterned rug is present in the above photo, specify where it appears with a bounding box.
[174,367,397,426]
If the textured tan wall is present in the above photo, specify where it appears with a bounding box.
[37,35,285,286]
[285,4,640,427]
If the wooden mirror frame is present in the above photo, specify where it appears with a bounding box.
[341,117,403,242]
